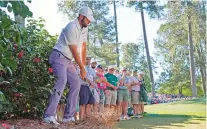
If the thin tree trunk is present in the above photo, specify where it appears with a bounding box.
[205,21,207,97]
[99,37,104,46]
[196,45,206,96]
[179,86,182,95]
[206,30,207,98]
[200,66,206,96]
[113,1,120,67]
[105,60,109,66]
[202,1,207,96]
[140,4,155,97]
[187,13,197,97]
[93,38,96,55]
[205,40,207,82]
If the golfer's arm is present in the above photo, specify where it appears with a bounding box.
[106,81,114,88]
[69,45,84,69]
[96,78,102,83]
[102,78,114,88]
[81,42,87,66]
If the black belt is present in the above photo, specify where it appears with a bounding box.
[131,90,139,92]
[107,89,115,91]
[53,49,71,60]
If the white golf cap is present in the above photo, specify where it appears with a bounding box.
[121,67,127,71]
[86,55,92,59]
[139,71,145,75]
[108,65,115,70]
[79,6,95,22]
[91,58,97,64]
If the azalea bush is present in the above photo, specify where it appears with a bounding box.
[0,1,58,119]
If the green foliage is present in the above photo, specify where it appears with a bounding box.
[155,1,206,96]
[0,0,205,120]
[127,1,164,19]
[127,1,164,96]
[120,42,155,92]
[0,1,57,119]
[90,43,118,66]
[0,1,33,73]
[0,18,57,119]
[121,42,146,70]
[0,1,33,18]
[0,9,18,72]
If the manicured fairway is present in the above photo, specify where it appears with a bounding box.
[117,98,206,129]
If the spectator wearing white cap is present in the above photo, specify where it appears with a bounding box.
[44,6,95,124]
[91,58,97,69]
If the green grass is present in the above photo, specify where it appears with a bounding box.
[116,98,206,129]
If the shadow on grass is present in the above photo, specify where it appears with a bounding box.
[169,98,206,105]
[192,117,206,121]
[116,114,205,129]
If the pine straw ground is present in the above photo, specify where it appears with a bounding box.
[0,108,120,129]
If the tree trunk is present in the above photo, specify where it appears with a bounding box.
[200,66,206,96]
[140,4,155,97]
[93,38,96,55]
[204,1,207,97]
[196,45,206,96]
[206,40,207,98]
[105,60,109,66]
[179,86,182,95]
[99,37,104,46]
[187,13,197,97]
[113,1,120,67]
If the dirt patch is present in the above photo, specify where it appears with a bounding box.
[0,108,120,129]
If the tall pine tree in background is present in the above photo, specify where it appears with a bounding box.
[127,1,164,97]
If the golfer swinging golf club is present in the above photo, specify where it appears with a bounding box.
[43,7,95,125]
